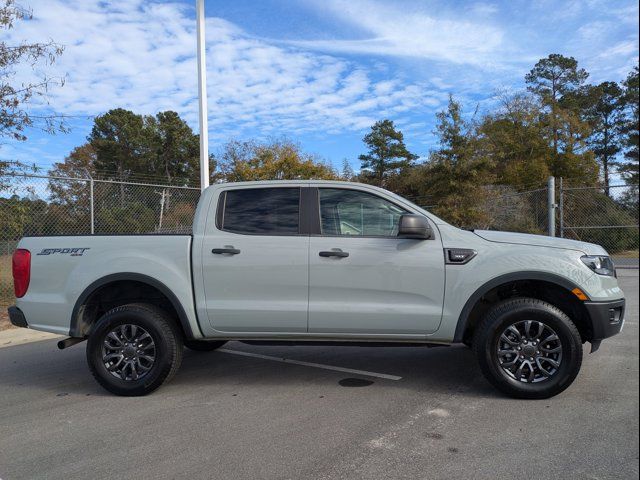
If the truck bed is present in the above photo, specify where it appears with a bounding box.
[15,235,194,335]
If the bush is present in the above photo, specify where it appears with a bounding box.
[96,203,156,234]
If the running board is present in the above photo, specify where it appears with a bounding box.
[239,340,449,348]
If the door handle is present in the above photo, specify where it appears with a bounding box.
[319,249,349,258]
[212,247,241,255]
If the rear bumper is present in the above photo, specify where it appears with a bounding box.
[584,298,625,342]
[8,306,28,329]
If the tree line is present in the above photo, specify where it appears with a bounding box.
[37,55,640,190]
[355,56,638,222]
[1,59,638,244]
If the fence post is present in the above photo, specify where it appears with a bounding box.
[558,177,564,238]
[85,169,95,235]
[547,176,556,237]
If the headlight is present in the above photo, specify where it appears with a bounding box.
[581,255,616,276]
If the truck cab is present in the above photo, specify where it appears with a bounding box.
[193,181,445,338]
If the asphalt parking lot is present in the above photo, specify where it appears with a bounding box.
[0,271,638,480]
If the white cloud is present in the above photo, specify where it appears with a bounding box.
[597,40,640,59]
[468,2,499,16]
[202,18,447,138]
[4,0,637,170]
[4,0,444,144]
[578,21,612,41]
[291,0,507,66]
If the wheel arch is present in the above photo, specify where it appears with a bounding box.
[70,273,199,340]
[453,271,592,344]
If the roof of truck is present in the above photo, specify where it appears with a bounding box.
[211,179,373,186]
[201,180,449,226]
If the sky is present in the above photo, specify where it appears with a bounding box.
[2,0,639,175]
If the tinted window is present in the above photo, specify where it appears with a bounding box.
[221,188,300,235]
[319,188,408,237]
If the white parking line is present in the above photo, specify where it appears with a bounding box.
[218,349,403,381]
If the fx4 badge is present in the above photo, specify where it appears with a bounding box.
[444,248,477,265]
[37,248,90,257]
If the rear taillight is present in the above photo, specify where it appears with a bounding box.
[12,249,31,298]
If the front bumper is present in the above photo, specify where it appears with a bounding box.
[584,298,625,342]
[8,306,28,328]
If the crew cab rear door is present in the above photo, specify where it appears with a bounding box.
[308,186,445,335]
[200,186,310,333]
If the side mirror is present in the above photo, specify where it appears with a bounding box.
[398,214,433,240]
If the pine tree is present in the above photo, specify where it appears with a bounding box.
[427,96,493,227]
[525,54,589,162]
[358,120,417,187]
[620,66,639,185]
[580,82,626,196]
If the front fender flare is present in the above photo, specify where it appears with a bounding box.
[452,271,583,343]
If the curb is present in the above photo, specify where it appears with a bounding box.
[0,328,62,349]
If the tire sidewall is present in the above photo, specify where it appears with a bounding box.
[477,300,582,399]
[87,307,178,396]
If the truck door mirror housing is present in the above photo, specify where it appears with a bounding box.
[398,214,433,240]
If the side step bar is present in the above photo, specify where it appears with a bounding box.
[239,340,449,348]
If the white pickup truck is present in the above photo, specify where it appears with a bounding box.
[9,181,625,398]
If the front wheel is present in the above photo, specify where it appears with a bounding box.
[473,298,583,399]
[86,303,183,396]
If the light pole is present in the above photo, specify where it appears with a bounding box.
[196,0,209,191]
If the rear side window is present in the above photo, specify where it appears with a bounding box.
[219,187,300,235]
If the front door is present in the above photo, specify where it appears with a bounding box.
[308,187,445,335]
[201,186,309,333]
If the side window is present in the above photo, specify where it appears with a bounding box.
[319,188,408,237]
[219,187,300,235]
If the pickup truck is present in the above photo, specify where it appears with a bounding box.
[8,181,626,398]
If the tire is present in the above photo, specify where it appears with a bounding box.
[473,298,583,399]
[184,339,227,352]
[86,303,183,396]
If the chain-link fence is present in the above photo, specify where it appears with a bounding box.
[0,173,200,309]
[479,186,551,234]
[560,183,639,268]
[408,180,638,268]
[406,186,552,234]
[1,173,638,311]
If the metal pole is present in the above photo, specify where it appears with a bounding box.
[559,177,564,238]
[85,169,95,235]
[196,0,210,191]
[547,176,556,237]
[89,178,94,234]
[155,189,170,231]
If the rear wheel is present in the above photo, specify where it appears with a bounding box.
[473,298,583,399]
[86,303,183,396]
[184,339,227,352]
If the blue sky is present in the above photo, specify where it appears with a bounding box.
[3,0,639,175]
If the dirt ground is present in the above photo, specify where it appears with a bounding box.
[0,306,16,332]
[0,309,14,331]
[1,252,12,330]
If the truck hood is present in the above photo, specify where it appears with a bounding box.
[473,230,607,255]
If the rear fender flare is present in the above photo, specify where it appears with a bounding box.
[69,272,200,339]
